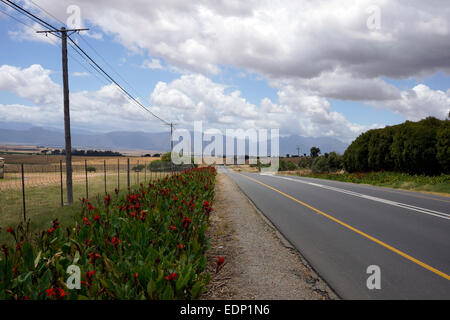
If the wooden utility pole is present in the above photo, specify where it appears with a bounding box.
[61,27,73,204]
[37,27,88,204]
[296,145,301,157]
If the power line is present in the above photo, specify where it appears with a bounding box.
[29,0,64,26]
[2,0,170,126]
[67,37,170,125]
[1,0,57,31]
[26,0,149,108]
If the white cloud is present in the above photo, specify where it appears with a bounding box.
[149,73,370,142]
[13,0,447,122]
[0,64,162,132]
[0,64,60,104]
[73,71,90,77]
[377,84,450,121]
[2,63,449,143]
[141,59,163,70]
[27,0,450,80]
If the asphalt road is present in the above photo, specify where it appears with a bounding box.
[221,167,450,299]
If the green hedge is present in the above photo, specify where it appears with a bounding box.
[344,117,450,175]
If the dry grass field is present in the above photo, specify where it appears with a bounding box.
[0,152,168,245]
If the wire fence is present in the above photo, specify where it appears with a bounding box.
[0,158,192,229]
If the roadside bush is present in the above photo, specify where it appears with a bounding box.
[297,157,311,169]
[311,157,329,174]
[0,167,216,300]
[279,159,298,171]
[327,152,343,171]
[86,166,96,172]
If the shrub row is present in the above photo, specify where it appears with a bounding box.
[0,167,216,300]
[343,117,450,175]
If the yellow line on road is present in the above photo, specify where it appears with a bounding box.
[237,172,450,281]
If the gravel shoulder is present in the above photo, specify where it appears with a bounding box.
[203,172,338,300]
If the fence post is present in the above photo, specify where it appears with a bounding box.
[144,164,147,182]
[117,159,120,192]
[137,160,139,185]
[60,160,64,207]
[127,158,130,189]
[21,163,26,222]
[85,159,89,199]
[104,160,107,194]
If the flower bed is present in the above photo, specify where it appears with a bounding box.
[0,167,216,300]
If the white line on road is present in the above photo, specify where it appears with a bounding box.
[270,175,450,221]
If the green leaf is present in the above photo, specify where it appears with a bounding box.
[73,250,80,265]
[22,242,34,270]
[34,251,42,268]
[191,280,203,299]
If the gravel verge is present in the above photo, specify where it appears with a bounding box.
[203,172,338,300]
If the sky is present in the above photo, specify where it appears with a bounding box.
[0,0,450,143]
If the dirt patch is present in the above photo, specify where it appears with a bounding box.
[203,172,338,300]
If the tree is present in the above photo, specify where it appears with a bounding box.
[344,117,445,175]
[436,123,450,173]
[310,147,321,158]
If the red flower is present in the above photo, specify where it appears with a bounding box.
[182,217,192,229]
[52,219,60,230]
[165,272,178,281]
[89,252,101,264]
[88,203,94,211]
[47,227,55,234]
[177,244,184,250]
[46,287,67,299]
[57,288,67,299]
[104,194,111,206]
[83,217,91,226]
[216,256,225,266]
[46,288,56,298]
[86,269,95,283]
[169,225,177,231]
[94,214,101,223]
[173,196,178,201]
[216,256,225,273]
[16,241,23,250]
[6,227,13,233]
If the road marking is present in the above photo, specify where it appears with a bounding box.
[272,175,450,221]
[235,172,450,281]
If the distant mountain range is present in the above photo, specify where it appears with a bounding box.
[0,126,348,155]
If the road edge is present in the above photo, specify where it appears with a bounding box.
[227,171,340,299]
